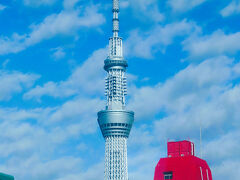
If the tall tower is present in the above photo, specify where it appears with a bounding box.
[97,0,134,180]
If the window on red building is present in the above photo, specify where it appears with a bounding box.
[164,172,173,179]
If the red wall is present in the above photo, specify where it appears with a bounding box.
[168,140,194,157]
[154,156,212,180]
[154,141,213,180]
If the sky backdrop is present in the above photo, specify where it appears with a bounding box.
[0,0,240,179]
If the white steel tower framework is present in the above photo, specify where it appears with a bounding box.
[98,0,134,180]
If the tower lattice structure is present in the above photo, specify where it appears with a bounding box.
[97,0,134,180]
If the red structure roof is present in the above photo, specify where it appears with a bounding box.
[154,140,213,180]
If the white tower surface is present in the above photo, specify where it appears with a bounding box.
[97,0,134,180]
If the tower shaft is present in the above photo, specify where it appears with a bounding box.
[98,0,134,180]
[105,136,128,180]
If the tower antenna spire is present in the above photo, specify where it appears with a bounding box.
[200,120,203,158]
[98,0,134,180]
[112,0,120,37]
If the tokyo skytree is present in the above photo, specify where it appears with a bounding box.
[97,0,134,180]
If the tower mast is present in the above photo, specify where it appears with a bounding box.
[98,0,134,180]
[112,0,119,37]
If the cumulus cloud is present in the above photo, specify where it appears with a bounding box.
[220,0,240,17]
[0,4,6,11]
[51,47,66,60]
[153,82,240,140]
[127,0,164,22]
[128,56,240,132]
[167,0,207,12]
[128,146,161,180]
[0,71,39,101]
[24,48,106,100]
[56,163,104,180]
[0,107,52,122]
[125,20,200,59]
[0,5,105,55]
[204,131,240,163]
[2,59,10,68]
[23,0,57,7]
[183,30,240,60]
[48,97,104,124]
[129,126,155,147]
[0,93,104,179]
[0,155,83,180]
[63,0,80,10]
[212,160,240,180]
[120,0,130,9]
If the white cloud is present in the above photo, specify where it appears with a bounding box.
[0,155,83,180]
[183,30,240,60]
[0,33,27,54]
[24,48,106,100]
[56,162,104,180]
[167,0,207,12]
[0,71,39,101]
[0,107,52,122]
[2,59,10,68]
[23,0,57,7]
[51,47,66,60]
[220,0,240,17]
[0,5,105,55]
[212,160,240,180]
[204,131,240,163]
[125,20,200,59]
[128,56,240,131]
[0,97,101,142]
[0,113,47,158]
[26,6,105,46]
[120,1,130,9]
[0,4,6,11]
[128,146,161,180]
[49,97,104,124]
[128,0,164,22]
[129,126,155,147]
[154,83,240,138]
[63,0,80,10]
[0,94,104,179]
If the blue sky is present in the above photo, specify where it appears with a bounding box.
[0,0,240,179]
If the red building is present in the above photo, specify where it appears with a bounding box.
[154,140,212,180]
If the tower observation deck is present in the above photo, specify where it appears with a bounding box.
[97,0,134,180]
